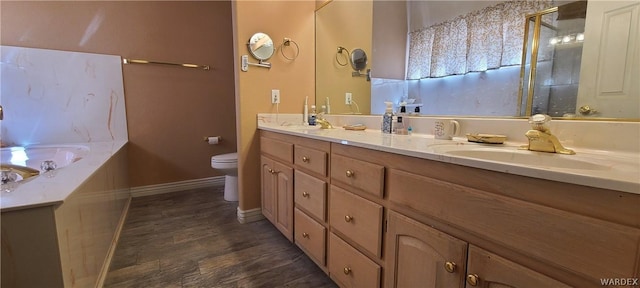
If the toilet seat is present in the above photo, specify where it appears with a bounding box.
[211,152,237,164]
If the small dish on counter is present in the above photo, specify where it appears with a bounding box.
[343,124,367,131]
[466,133,507,144]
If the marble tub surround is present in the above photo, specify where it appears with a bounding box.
[0,140,127,211]
[0,46,128,146]
[1,142,130,288]
[257,113,639,193]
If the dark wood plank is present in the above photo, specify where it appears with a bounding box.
[105,187,336,287]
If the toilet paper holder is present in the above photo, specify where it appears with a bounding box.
[203,136,222,144]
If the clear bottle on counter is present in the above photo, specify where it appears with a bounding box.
[381,102,393,134]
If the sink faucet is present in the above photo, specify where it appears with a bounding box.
[315,113,333,129]
[520,114,575,154]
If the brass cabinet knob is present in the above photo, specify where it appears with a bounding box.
[467,274,479,286]
[302,191,310,198]
[302,156,310,163]
[267,168,274,174]
[343,267,351,275]
[344,215,353,222]
[302,232,309,238]
[444,261,456,273]
[346,170,355,177]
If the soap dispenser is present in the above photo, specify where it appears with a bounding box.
[309,105,317,126]
[381,102,393,134]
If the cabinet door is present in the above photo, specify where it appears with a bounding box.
[274,160,294,242]
[260,156,276,224]
[464,245,571,288]
[385,211,467,288]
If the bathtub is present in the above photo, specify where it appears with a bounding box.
[1,144,89,182]
[0,140,127,210]
[1,140,129,287]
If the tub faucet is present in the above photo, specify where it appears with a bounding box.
[316,113,333,129]
[520,114,575,155]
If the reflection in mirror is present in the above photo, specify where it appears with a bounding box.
[336,47,350,67]
[247,32,274,61]
[316,0,372,114]
[519,3,586,118]
[316,0,639,120]
[350,48,367,71]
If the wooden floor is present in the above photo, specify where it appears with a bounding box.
[104,187,337,288]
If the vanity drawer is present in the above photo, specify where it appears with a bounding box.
[329,185,383,258]
[387,168,640,283]
[295,208,326,267]
[328,232,381,288]
[294,170,327,221]
[295,145,328,177]
[260,136,293,164]
[331,154,384,198]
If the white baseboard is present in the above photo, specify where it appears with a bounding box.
[237,207,265,223]
[130,176,224,198]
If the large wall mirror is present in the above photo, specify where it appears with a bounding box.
[315,0,639,120]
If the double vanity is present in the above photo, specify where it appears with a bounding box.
[258,114,639,288]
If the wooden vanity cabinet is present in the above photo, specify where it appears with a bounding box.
[260,131,640,288]
[260,133,295,242]
[385,211,468,288]
[293,138,330,270]
[328,146,386,287]
[385,211,571,288]
[260,156,294,241]
[261,130,332,269]
[464,245,572,288]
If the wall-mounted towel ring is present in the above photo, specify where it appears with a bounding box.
[280,38,300,61]
[336,46,349,67]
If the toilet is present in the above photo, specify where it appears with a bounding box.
[211,152,238,201]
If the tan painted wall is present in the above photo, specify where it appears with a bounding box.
[234,1,315,211]
[316,0,372,114]
[1,1,236,187]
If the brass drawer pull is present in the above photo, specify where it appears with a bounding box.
[345,170,355,177]
[344,215,353,222]
[343,267,351,275]
[302,232,309,238]
[444,261,456,273]
[302,156,310,163]
[467,274,479,286]
[302,191,310,198]
[268,168,275,174]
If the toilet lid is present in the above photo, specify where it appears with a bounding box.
[212,152,237,163]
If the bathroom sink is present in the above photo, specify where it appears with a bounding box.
[447,148,611,170]
[429,144,620,171]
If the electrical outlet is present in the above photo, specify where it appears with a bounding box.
[271,89,280,104]
[345,92,352,105]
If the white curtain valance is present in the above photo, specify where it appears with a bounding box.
[407,0,553,80]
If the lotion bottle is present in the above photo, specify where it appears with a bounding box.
[303,96,309,125]
[381,102,393,134]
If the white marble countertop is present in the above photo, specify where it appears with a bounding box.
[258,123,640,195]
[1,140,127,211]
